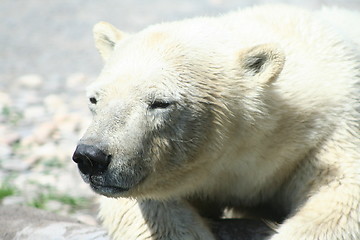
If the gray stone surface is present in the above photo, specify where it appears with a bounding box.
[0,205,272,240]
[0,205,109,240]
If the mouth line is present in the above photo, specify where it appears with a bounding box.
[89,178,130,194]
[80,171,148,197]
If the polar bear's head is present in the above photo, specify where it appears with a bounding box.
[72,21,285,199]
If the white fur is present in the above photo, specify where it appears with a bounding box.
[84,5,360,240]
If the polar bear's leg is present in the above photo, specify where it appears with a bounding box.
[271,183,360,239]
[139,199,216,240]
[271,137,360,240]
[99,197,216,240]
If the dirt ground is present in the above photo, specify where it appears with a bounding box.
[1,0,359,229]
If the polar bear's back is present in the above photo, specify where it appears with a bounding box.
[224,5,360,111]
[148,5,359,112]
[317,7,360,48]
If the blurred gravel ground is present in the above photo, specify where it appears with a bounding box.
[1,0,359,226]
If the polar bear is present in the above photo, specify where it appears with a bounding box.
[72,5,360,240]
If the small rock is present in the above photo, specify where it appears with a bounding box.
[52,142,75,162]
[56,114,82,137]
[43,94,68,114]
[2,158,31,171]
[29,121,57,144]
[66,73,88,88]
[18,91,42,106]
[1,196,26,205]
[46,200,64,212]
[24,106,46,121]
[0,143,13,158]
[18,74,43,89]
[18,173,57,190]
[32,142,58,161]
[0,131,21,145]
[74,214,99,226]
[0,91,12,108]
[23,155,40,166]
[0,132,15,158]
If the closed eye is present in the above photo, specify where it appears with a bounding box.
[149,100,172,109]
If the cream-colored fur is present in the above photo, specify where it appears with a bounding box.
[80,5,360,240]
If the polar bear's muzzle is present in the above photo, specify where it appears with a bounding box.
[72,143,147,197]
[72,144,131,196]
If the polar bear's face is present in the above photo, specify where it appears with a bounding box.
[76,83,211,199]
[72,24,216,199]
[72,22,285,199]
[76,66,213,198]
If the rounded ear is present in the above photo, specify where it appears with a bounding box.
[238,44,285,85]
[93,22,128,61]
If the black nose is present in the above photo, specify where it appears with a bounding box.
[72,144,111,175]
